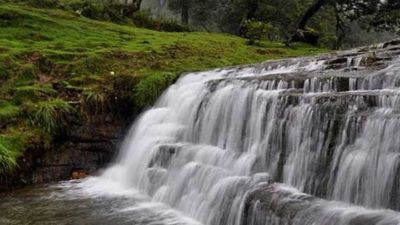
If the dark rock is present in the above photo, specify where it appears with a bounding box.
[382,39,400,48]
[240,184,400,225]
[0,118,130,191]
[71,169,88,180]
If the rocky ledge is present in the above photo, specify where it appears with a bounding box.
[0,118,128,192]
[240,183,400,225]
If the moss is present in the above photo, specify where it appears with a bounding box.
[133,72,177,108]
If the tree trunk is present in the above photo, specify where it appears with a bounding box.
[334,4,346,50]
[181,0,190,25]
[297,0,329,30]
[246,0,259,20]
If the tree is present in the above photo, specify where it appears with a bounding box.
[181,0,190,24]
[296,0,400,34]
[297,0,329,30]
[168,0,192,24]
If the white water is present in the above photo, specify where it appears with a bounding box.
[83,42,400,225]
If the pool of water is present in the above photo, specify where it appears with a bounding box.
[0,178,201,225]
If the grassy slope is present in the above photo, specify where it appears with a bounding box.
[0,3,326,174]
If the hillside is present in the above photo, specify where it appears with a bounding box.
[0,3,325,178]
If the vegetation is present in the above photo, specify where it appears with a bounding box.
[0,2,326,174]
[0,132,28,174]
[160,0,399,48]
[28,98,75,134]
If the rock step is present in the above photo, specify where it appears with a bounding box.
[240,183,400,225]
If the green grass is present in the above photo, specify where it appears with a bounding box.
[0,132,27,174]
[27,98,75,134]
[0,101,20,123]
[0,2,327,174]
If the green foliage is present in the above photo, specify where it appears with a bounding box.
[14,64,38,85]
[134,72,177,108]
[13,84,57,104]
[0,134,25,174]
[80,87,109,116]
[0,101,20,123]
[28,99,75,134]
[161,0,398,48]
[132,10,191,32]
[242,20,277,45]
[25,0,58,8]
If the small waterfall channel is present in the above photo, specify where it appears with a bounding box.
[3,40,400,225]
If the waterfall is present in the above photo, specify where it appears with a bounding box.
[93,40,400,225]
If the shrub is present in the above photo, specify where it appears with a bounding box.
[61,0,141,23]
[25,0,59,8]
[132,10,191,32]
[242,20,277,45]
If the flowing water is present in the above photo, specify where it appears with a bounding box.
[2,40,400,225]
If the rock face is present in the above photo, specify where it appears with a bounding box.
[240,183,400,225]
[0,120,127,191]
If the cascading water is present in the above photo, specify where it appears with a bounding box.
[76,39,400,225]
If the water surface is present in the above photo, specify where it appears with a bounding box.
[0,178,200,225]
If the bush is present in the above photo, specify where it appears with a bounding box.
[132,10,191,32]
[61,0,141,23]
[20,0,190,32]
[25,0,59,8]
[241,20,278,45]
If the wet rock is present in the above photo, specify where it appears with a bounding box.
[240,184,400,225]
[0,119,128,190]
[382,39,400,48]
[148,144,182,168]
[71,169,88,180]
